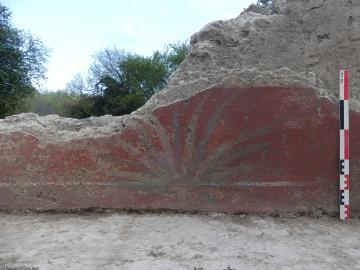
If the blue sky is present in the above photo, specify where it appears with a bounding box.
[3,0,256,90]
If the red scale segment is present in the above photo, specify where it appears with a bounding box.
[345,205,350,220]
[344,175,350,190]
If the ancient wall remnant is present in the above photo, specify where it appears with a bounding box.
[1,0,360,213]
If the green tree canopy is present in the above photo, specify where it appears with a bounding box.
[64,41,189,118]
[0,3,49,118]
[165,41,190,74]
[120,51,168,99]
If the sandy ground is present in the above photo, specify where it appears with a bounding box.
[0,213,359,270]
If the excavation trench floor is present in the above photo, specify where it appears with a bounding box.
[0,213,359,270]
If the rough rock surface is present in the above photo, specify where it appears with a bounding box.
[1,0,360,213]
[140,0,360,113]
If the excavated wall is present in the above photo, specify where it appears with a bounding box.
[1,0,360,214]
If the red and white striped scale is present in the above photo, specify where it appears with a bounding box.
[339,70,350,221]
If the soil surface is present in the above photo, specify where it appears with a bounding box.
[0,213,359,270]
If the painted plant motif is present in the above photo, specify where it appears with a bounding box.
[108,86,334,190]
[0,85,351,211]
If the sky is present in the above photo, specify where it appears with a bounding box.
[2,0,256,91]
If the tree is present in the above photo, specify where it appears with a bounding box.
[165,41,190,74]
[120,52,168,99]
[87,41,189,100]
[88,47,126,93]
[65,73,89,95]
[17,90,78,117]
[64,40,190,118]
[0,3,49,118]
